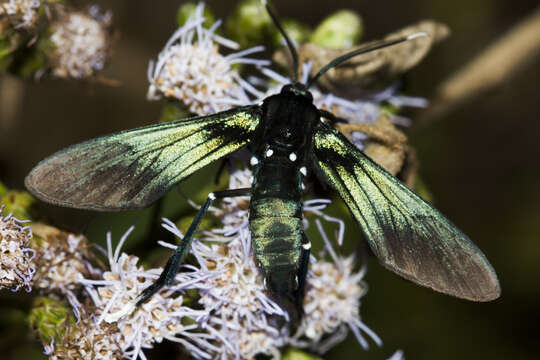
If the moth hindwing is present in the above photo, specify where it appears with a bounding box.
[311,120,500,301]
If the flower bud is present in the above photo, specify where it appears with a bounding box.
[310,10,363,49]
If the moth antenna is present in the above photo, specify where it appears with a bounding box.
[263,0,299,82]
[306,31,429,89]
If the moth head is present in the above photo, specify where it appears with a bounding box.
[280,83,313,102]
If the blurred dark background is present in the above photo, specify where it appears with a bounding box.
[1,0,539,359]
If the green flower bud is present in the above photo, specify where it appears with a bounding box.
[177,2,216,28]
[282,348,323,360]
[28,297,74,343]
[0,189,36,220]
[271,19,311,47]
[311,10,363,49]
[226,0,272,48]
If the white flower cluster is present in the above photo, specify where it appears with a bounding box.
[293,256,376,351]
[147,3,269,116]
[44,317,123,360]
[0,0,41,29]
[49,6,111,79]
[79,226,213,360]
[77,168,375,360]
[41,165,375,360]
[33,230,94,292]
[0,207,35,292]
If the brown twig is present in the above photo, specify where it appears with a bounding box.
[419,6,540,125]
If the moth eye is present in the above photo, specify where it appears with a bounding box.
[265,148,274,158]
[302,241,311,250]
[250,156,259,166]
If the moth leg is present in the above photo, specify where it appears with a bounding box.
[135,187,251,307]
[319,109,348,124]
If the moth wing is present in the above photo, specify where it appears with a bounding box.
[311,120,500,301]
[26,106,262,210]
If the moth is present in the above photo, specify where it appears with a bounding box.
[25,4,500,319]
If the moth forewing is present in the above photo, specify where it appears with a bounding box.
[311,120,500,301]
[25,106,262,211]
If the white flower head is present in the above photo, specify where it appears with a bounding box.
[0,0,41,29]
[80,226,213,360]
[44,317,123,360]
[49,6,112,79]
[291,203,381,353]
[32,227,95,292]
[147,2,269,115]
[0,207,35,292]
[294,255,379,352]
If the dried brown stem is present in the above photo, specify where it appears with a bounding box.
[420,6,540,123]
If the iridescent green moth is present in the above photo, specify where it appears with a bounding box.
[25,4,500,319]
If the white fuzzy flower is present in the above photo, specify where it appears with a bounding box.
[0,207,35,291]
[291,201,381,353]
[49,6,112,79]
[44,317,123,360]
[0,0,41,29]
[33,229,94,292]
[147,3,269,115]
[293,255,379,352]
[80,226,213,360]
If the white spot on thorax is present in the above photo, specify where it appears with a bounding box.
[289,152,297,162]
[250,156,259,166]
[300,166,307,176]
[265,148,274,157]
[208,192,216,200]
[302,242,311,250]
